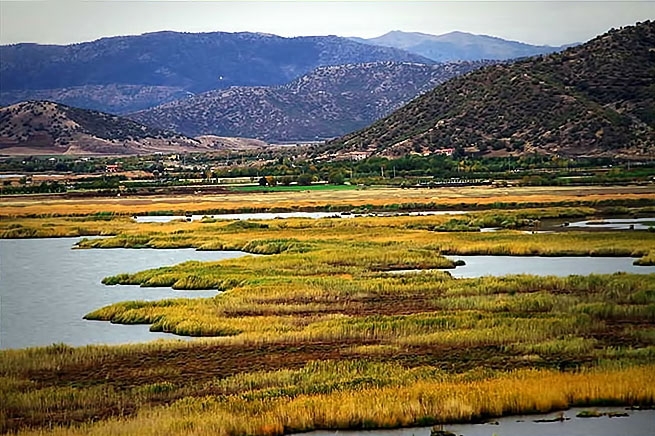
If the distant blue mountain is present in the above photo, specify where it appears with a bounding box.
[0,31,432,113]
[351,30,576,62]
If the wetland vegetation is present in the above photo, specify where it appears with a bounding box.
[1,191,655,435]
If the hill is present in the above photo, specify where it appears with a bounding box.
[0,31,431,114]
[129,61,490,141]
[0,101,203,155]
[0,85,190,115]
[351,30,572,62]
[324,21,655,159]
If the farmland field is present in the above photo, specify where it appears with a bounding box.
[2,184,655,218]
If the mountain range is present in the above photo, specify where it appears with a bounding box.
[0,31,431,114]
[0,60,491,154]
[3,24,651,159]
[351,30,573,62]
[324,21,655,159]
[0,30,575,116]
[128,61,492,141]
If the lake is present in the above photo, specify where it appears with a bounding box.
[0,237,248,349]
[3,237,653,435]
[307,407,655,436]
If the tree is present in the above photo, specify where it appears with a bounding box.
[327,170,345,185]
[280,175,294,186]
[297,174,313,186]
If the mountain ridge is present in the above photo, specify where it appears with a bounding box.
[0,31,432,114]
[128,60,492,141]
[0,85,190,115]
[324,21,655,159]
[351,30,574,62]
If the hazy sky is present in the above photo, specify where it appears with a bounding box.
[1,1,654,46]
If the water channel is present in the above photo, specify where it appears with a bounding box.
[307,407,655,436]
[0,237,249,349]
[566,217,655,231]
[445,255,655,278]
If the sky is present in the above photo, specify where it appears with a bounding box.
[1,1,654,47]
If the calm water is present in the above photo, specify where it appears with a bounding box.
[307,408,655,436]
[135,210,466,223]
[387,256,655,278]
[0,238,248,349]
[445,255,655,278]
[567,217,655,231]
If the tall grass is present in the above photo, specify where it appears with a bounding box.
[8,364,655,436]
[634,250,655,266]
[86,272,655,342]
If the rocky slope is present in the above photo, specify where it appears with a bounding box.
[324,21,655,159]
[0,101,203,155]
[129,61,490,141]
[352,30,573,62]
[0,32,431,114]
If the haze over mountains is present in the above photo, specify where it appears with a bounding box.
[0,31,431,114]
[129,61,492,141]
[325,21,655,159]
[351,30,574,62]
